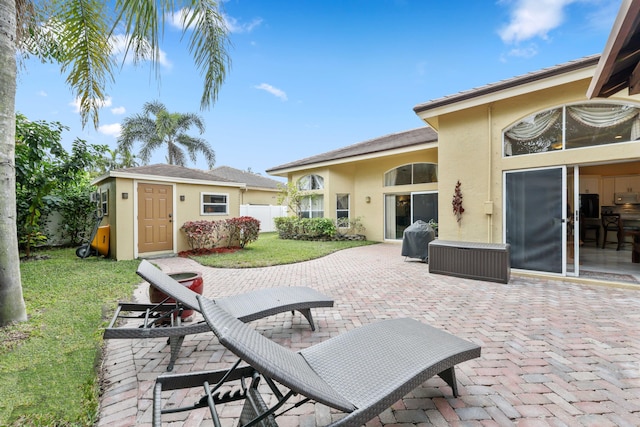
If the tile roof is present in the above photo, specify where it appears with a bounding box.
[111,163,235,183]
[267,126,437,173]
[210,166,283,189]
[414,54,600,114]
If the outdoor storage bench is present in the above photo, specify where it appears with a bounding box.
[428,240,510,283]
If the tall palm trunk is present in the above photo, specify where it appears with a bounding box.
[0,0,28,325]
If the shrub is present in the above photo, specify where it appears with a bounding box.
[274,217,336,240]
[225,216,261,248]
[181,217,261,250]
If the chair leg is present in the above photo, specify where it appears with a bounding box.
[617,230,622,251]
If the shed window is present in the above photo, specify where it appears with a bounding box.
[201,193,228,215]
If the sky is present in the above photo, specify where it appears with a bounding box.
[15,0,623,180]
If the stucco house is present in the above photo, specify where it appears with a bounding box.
[267,127,439,242]
[268,0,640,280]
[92,164,247,260]
[210,166,283,205]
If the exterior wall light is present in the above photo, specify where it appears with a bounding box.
[122,192,128,199]
[180,195,185,201]
[365,196,371,203]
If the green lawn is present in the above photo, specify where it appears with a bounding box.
[0,234,375,425]
[190,232,376,267]
[0,249,140,426]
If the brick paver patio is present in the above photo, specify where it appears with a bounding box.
[98,243,640,426]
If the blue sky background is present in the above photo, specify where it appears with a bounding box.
[15,0,622,179]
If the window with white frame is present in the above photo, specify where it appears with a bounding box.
[201,193,228,215]
[100,189,109,216]
[503,101,640,156]
[336,194,349,227]
[298,174,324,190]
[384,163,438,186]
[300,195,324,218]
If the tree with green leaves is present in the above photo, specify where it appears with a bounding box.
[1,0,230,326]
[15,113,107,257]
[118,100,216,168]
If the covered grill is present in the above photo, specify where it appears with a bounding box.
[401,220,435,261]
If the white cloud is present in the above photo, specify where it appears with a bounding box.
[254,83,288,101]
[69,96,113,114]
[98,123,122,137]
[38,90,47,97]
[507,44,539,58]
[110,34,172,69]
[498,0,576,44]
[111,106,126,115]
[167,8,262,34]
[224,15,263,33]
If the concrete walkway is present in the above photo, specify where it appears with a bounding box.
[97,243,640,426]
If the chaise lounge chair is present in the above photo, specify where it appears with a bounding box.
[152,295,482,426]
[103,260,334,371]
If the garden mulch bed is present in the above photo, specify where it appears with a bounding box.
[178,247,241,257]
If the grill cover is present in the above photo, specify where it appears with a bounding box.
[401,220,435,261]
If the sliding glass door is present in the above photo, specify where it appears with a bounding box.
[384,192,438,239]
[504,167,567,274]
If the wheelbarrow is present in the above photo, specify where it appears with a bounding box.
[76,210,109,258]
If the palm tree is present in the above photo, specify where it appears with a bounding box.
[118,101,216,168]
[0,0,230,325]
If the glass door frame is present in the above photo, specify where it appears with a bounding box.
[503,165,569,275]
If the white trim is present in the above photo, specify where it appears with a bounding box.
[417,67,596,124]
[268,141,438,176]
[94,171,246,188]
[201,192,230,215]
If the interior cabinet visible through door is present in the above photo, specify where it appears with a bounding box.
[579,175,600,194]
[602,177,615,206]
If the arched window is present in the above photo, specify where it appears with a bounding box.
[503,102,640,156]
[298,174,324,190]
[384,163,438,186]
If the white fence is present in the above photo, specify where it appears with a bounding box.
[240,205,288,232]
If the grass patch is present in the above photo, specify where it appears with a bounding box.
[190,232,377,268]
[0,235,374,425]
[0,248,140,426]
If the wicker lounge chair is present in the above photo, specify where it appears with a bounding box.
[152,295,482,426]
[103,260,334,371]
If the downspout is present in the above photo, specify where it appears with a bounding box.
[487,106,493,243]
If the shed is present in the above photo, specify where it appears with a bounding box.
[92,164,245,260]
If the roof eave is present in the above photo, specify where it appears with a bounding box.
[267,141,438,176]
[587,0,640,98]
[414,64,597,121]
[97,170,246,188]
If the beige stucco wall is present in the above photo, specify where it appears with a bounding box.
[432,77,640,244]
[240,188,281,205]
[287,149,439,242]
[99,178,243,260]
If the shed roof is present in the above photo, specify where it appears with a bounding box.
[211,166,283,189]
[93,163,244,188]
[267,126,437,174]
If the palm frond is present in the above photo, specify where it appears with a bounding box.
[177,134,215,168]
[53,0,115,128]
[112,0,168,70]
[183,0,231,109]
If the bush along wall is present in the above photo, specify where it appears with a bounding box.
[181,216,260,250]
[273,217,366,241]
